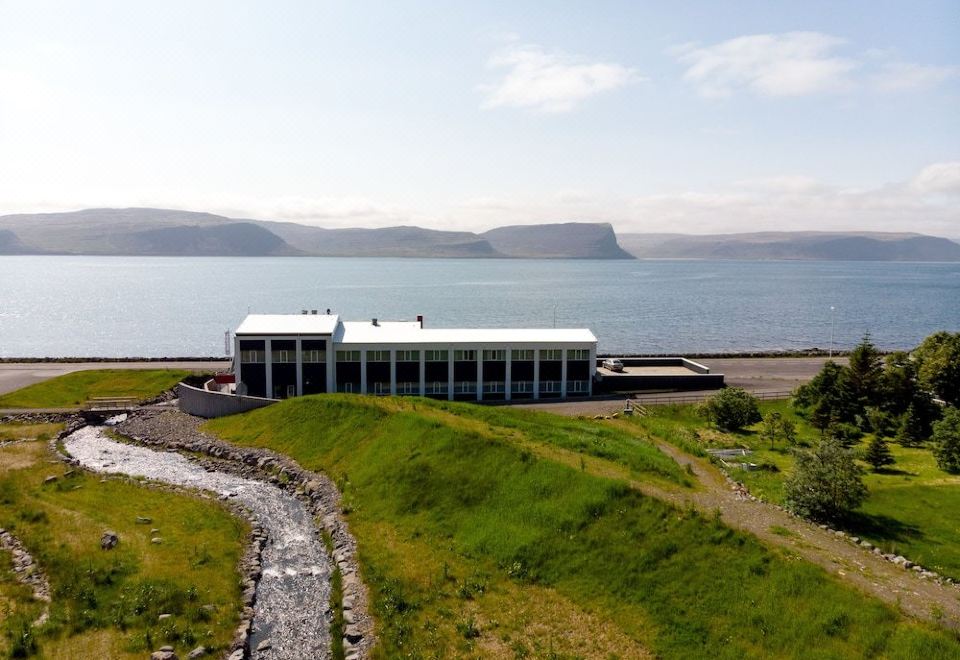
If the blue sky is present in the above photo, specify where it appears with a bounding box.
[1,1,958,235]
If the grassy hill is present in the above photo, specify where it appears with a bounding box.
[205,395,960,658]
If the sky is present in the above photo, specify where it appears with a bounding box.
[1,1,958,236]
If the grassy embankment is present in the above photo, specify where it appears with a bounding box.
[627,401,960,579]
[0,369,190,409]
[206,394,960,658]
[0,422,246,658]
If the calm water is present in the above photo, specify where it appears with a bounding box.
[1,256,958,357]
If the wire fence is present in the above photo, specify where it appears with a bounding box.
[627,390,793,407]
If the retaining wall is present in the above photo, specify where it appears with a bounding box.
[177,382,276,418]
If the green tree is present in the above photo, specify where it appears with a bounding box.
[913,331,960,406]
[880,352,921,416]
[896,402,927,447]
[865,407,896,438]
[828,422,863,448]
[863,435,895,472]
[784,438,868,523]
[697,387,762,431]
[847,332,884,409]
[794,361,858,427]
[759,412,798,449]
[932,407,960,474]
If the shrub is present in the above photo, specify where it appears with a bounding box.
[828,422,863,448]
[697,387,761,431]
[785,438,868,523]
[932,408,960,474]
[863,435,895,472]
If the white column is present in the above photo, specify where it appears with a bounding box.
[264,338,273,399]
[560,350,568,399]
[447,350,454,401]
[505,350,512,401]
[533,348,540,400]
[419,351,426,396]
[295,338,303,396]
[360,350,368,395]
[476,350,483,401]
[326,339,335,393]
[390,349,397,396]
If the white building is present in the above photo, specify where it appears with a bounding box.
[233,313,597,401]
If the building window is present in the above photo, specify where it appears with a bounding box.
[240,349,264,363]
[454,381,476,393]
[567,380,589,393]
[336,350,360,362]
[397,381,419,395]
[425,350,448,362]
[367,350,391,362]
[483,381,505,393]
[396,350,420,362]
[540,380,562,393]
[426,381,448,394]
[511,349,534,361]
[540,349,563,361]
[338,382,355,393]
[272,349,295,363]
[511,380,533,393]
[567,349,590,361]
[482,349,505,361]
[372,381,390,395]
[454,350,476,362]
[303,349,326,363]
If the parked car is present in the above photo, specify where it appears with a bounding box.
[602,358,624,372]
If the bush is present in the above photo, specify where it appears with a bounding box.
[697,387,761,431]
[785,438,868,523]
[863,435,895,472]
[828,422,863,448]
[932,408,960,474]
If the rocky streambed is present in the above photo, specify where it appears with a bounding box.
[63,424,332,659]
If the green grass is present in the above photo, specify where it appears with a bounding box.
[205,394,960,658]
[629,400,960,580]
[0,425,246,658]
[0,369,190,409]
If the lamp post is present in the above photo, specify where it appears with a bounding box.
[829,306,836,359]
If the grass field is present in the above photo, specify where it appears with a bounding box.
[0,369,190,409]
[0,422,246,658]
[206,394,960,658]
[627,400,960,579]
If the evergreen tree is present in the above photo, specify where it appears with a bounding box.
[847,332,884,409]
[913,331,960,407]
[785,437,868,522]
[880,352,920,416]
[896,402,926,446]
[932,408,960,474]
[863,435,894,472]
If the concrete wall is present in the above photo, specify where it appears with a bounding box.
[177,382,276,419]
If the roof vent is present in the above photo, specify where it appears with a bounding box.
[311,309,318,315]
[326,308,331,315]
[417,315,424,328]
[301,309,308,315]
[372,318,378,326]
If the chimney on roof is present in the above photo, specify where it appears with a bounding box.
[326,308,331,315]
[372,318,378,326]
[301,309,308,315]
[311,309,318,315]
[417,315,423,328]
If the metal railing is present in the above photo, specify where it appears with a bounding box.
[627,390,793,406]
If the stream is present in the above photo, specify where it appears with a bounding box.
[62,424,331,659]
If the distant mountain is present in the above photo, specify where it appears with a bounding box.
[482,222,633,259]
[619,231,960,262]
[0,208,634,259]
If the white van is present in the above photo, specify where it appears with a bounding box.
[602,358,624,372]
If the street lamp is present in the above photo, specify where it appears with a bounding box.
[829,306,836,358]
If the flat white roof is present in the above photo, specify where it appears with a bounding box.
[335,321,596,345]
[236,314,340,336]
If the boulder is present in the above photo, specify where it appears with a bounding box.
[100,531,119,550]
[136,516,153,524]
[43,475,58,485]
[151,537,164,544]
[187,647,207,659]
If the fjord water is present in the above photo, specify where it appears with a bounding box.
[1,256,958,357]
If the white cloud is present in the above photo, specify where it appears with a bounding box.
[480,44,640,113]
[673,32,957,97]
[674,32,857,97]
[910,161,960,195]
[871,62,959,92]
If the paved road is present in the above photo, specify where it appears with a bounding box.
[0,361,230,397]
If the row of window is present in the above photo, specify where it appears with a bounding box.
[243,348,592,364]
[332,380,589,394]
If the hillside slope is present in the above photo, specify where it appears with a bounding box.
[483,222,634,259]
[620,231,960,261]
[205,395,958,658]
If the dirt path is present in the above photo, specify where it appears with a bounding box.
[606,420,960,631]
